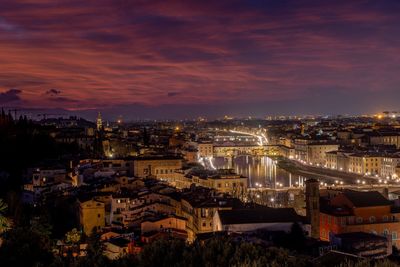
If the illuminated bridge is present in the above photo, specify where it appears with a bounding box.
[213,145,269,157]
[211,129,273,157]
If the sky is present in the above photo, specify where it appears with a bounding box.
[1,0,400,120]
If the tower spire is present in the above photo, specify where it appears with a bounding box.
[96,112,103,130]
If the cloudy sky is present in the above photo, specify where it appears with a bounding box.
[1,0,400,119]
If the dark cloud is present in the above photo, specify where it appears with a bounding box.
[167,92,181,97]
[0,89,22,104]
[45,88,61,96]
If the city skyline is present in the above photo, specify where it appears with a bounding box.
[1,0,400,119]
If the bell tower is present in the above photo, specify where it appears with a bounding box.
[96,112,103,131]
[305,178,320,239]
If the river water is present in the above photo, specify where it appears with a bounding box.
[213,156,308,189]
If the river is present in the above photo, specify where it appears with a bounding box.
[212,155,308,189]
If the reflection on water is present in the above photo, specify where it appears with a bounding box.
[213,156,307,188]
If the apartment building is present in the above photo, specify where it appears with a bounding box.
[293,138,338,165]
[348,153,381,176]
[133,156,183,179]
[320,190,400,248]
[197,142,214,158]
[369,132,400,149]
[307,143,339,166]
[179,187,242,241]
[381,154,400,179]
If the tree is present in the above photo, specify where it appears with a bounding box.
[0,199,8,232]
[138,238,186,267]
[0,226,54,266]
[201,237,235,266]
[288,222,306,250]
[274,222,307,251]
[65,228,81,244]
[75,230,110,267]
[128,236,309,267]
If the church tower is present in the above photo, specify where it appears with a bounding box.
[96,112,103,131]
[305,178,320,239]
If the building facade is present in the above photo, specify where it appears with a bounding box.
[78,199,106,235]
[320,190,400,248]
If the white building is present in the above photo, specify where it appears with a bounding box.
[381,154,400,179]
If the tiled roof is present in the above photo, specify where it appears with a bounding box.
[343,190,391,207]
[217,207,301,225]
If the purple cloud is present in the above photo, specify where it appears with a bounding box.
[0,89,22,104]
[0,0,399,118]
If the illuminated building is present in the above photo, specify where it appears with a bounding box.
[348,153,382,176]
[197,142,214,158]
[179,187,241,241]
[96,112,103,131]
[294,138,338,165]
[320,190,400,248]
[133,156,183,179]
[78,198,105,235]
[381,155,400,179]
[369,132,400,149]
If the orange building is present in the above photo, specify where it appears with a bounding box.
[320,190,400,247]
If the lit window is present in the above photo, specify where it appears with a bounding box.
[393,232,398,240]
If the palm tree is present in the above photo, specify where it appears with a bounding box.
[0,199,8,232]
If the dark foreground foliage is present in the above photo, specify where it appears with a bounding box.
[1,227,400,267]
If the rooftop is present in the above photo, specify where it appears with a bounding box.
[132,155,183,161]
[334,232,388,242]
[217,207,301,225]
[342,190,391,208]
